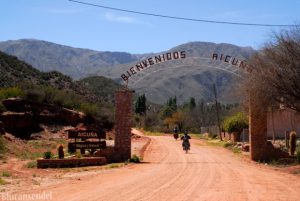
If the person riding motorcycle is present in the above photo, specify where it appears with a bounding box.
[173,127,179,140]
[181,131,191,153]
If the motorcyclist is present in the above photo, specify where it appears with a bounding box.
[181,130,191,153]
[173,127,179,140]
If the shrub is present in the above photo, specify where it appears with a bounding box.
[223,142,234,148]
[108,163,121,168]
[0,178,7,185]
[79,102,99,117]
[43,151,53,159]
[26,161,37,168]
[128,155,142,163]
[75,151,82,159]
[208,132,218,139]
[296,148,300,163]
[0,136,6,155]
[2,171,11,177]
[0,87,24,100]
[223,112,248,134]
[24,89,43,103]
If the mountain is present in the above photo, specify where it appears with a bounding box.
[0,50,73,89]
[96,42,255,104]
[0,51,121,103]
[0,39,138,79]
[78,76,121,102]
[0,39,255,104]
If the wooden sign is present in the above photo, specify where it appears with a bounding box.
[68,130,105,139]
[68,141,106,149]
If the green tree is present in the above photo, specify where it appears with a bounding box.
[135,94,146,115]
[162,96,177,118]
[189,97,196,110]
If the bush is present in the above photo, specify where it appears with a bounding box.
[223,142,234,148]
[0,136,6,155]
[223,112,248,134]
[79,102,99,117]
[296,148,300,163]
[0,178,7,185]
[43,151,53,159]
[128,155,142,163]
[24,89,43,103]
[208,132,218,139]
[0,87,24,100]
[75,151,82,159]
[26,161,37,168]
[2,171,11,177]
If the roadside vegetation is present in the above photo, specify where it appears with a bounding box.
[0,136,6,159]
[134,94,241,134]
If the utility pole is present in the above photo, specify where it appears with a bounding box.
[213,83,222,141]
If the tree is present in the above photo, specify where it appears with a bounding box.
[163,111,185,131]
[135,94,146,115]
[223,112,248,142]
[223,112,248,134]
[189,97,196,110]
[247,25,300,112]
[162,96,177,118]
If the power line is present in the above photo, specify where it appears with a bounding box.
[68,0,295,27]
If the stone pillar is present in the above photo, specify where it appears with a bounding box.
[114,90,133,161]
[249,93,268,161]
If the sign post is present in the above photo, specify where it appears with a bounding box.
[68,129,106,154]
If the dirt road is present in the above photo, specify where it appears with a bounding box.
[14,135,300,201]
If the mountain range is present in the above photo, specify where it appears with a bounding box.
[0,39,255,104]
[0,51,121,103]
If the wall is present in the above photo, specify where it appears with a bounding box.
[267,108,300,138]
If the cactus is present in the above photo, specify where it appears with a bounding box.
[57,144,64,159]
[289,131,297,155]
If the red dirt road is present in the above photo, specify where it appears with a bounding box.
[14,135,300,201]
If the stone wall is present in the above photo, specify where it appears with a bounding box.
[114,90,133,162]
[249,94,268,161]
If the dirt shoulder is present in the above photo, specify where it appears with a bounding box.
[0,130,151,194]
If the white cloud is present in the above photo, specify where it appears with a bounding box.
[104,12,139,24]
[49,9,83,15]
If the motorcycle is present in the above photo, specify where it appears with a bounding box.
[173,133,179,140]
[181,132,191,154]
[182,140,190,154]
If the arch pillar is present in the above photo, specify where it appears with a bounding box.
[114,89,133,161]
[249,95,268,161]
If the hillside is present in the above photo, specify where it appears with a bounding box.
[0,51,120,103]
[0,51,74,89]
[0,39,255,104]
[97,42,255,104]
[0,39,138,79]
[78,76,122,102]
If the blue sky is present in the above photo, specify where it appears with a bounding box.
[1,0,299,53]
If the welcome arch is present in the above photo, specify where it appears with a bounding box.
[115,51,272,162]
[120,52,251,87]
